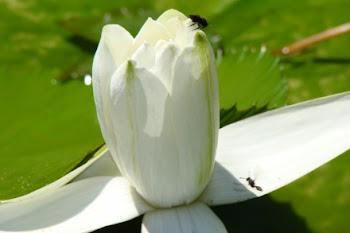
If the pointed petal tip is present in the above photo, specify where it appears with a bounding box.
[157,9,188,24]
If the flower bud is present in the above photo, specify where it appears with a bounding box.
[92,9,219,208]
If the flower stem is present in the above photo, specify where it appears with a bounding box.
[272,22,350,55]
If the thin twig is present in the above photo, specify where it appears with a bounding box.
[272,22,350,55]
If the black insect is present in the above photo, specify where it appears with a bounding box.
[189,15,208,29]
[240,177,263,191]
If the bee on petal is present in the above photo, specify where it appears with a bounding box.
[189,15,208,30]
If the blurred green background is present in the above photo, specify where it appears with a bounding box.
[0,0,349,232]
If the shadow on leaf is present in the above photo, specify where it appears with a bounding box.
[94,195,312,233]
[212,195,313,233]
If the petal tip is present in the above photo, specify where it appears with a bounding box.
[157,9,188,24]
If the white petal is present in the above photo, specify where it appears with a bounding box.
[150,42,179,91]
[200,92,350,206]
[108,61,180,207]
[154,39,168,49]
[72,148,121,182]
[156,10,189,47]
[0,176,153,232]
[157,10,196,49]
[92,24,133,168]
[100,24,134,66]
[157,10,187,44]
[131,42,155,69]
[199,161,257,205]
[132,18,171,54]
[2,147,106,203]
[156,9,187,25]
[169,32,219,195]
[141,202,227,233]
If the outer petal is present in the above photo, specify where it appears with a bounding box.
[92,24,133,170]
[200,92,350,206]
[1,147,107,203]
[0,176,153,232]
[108,60,178,207]
[141,202,227,233]
[170,31,219,200]
[98,24,134,67]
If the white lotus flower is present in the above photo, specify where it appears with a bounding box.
[1,9,350,233]
[93,9,219,208]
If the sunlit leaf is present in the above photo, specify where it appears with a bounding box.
[218,47,287,127]
[0,6,103,200]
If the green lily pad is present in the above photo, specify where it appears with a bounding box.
[58,7,158,43]
[0,74,104,200]
[207,0,350,105]
[218,47,287,127]
[0,5,104,200]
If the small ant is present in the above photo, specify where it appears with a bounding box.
[189,15,208,30]
[240,177,263,191]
